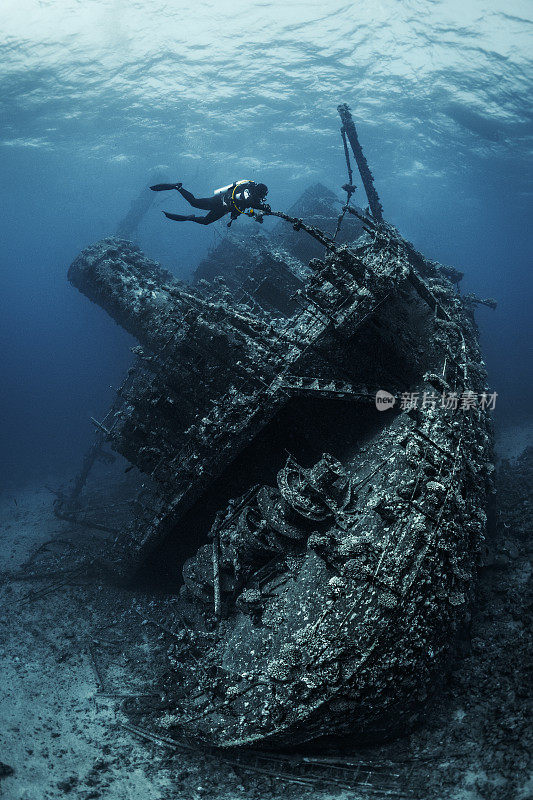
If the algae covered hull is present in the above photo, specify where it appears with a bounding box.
[64,111,493,748]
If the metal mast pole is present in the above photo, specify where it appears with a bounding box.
[337,103,384,223]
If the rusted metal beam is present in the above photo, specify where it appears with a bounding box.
[338,103,384,223]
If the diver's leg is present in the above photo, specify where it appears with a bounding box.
[163,209,226,225]
[163,212,195,222]
[190,209,227,225]
[178,189,219,211]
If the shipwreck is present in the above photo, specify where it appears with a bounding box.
[59,104,494,748]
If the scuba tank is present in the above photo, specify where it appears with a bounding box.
[214,179,255,211]
[214,180,258,227]
[213,183,234,196]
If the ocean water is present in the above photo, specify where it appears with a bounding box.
[0,0,531,487]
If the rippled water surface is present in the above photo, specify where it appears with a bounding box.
[2,1,532,174]
[0,1,531,483]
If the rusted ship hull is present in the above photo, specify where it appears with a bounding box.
[158,234,492,748]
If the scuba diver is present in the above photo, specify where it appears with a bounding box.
[149,179,270,226]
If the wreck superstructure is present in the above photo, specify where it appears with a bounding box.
[62,105,494,748]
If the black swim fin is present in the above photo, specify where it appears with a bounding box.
[150,182,182,191]
[163,211,192,221]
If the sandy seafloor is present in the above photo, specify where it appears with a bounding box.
[0,424,531,800]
